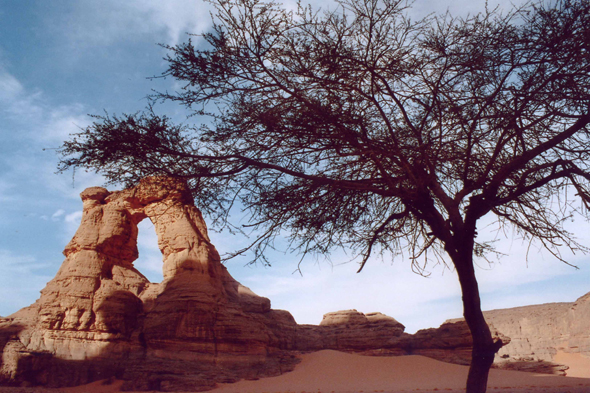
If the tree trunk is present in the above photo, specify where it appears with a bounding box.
[452,245,502,393]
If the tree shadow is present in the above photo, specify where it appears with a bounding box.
[493,359,569,375]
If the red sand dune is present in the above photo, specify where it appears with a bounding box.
[211,350,590,393]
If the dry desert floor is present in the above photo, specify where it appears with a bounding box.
[1,350,589,393]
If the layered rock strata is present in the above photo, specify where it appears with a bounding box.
[481,293,590,375]
[0,178,502,390]
[0,178,299,391]
[1,177,587,390]
[439,293,590,376]
[294,309,507,365]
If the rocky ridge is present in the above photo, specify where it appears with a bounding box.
[438,292,590,375]
[485,293,590,374]
[0,177,588,390]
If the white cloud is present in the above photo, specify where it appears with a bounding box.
[0,66,43,120]
[51,209,66,221]
[0,66,104,198]
[0,250,54,316]
[0,69,24,101]
[0,64,89,143]
[39,105,89,144]
[65,211,83,223]
[0,249,52,275]
[135,0,214,45]
[57,0,213,49]
[62,210,84,242]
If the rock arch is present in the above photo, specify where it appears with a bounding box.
[1,177,290,390]
[67,177,224,283]
[4,176,550,391]
[34,177,231,334]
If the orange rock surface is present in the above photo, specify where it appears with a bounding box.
[0,178,299,391]
[0,177,588,390]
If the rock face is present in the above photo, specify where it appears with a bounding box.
[480,293,590,375]
[437,293,590,376]
[1,177,588,389]
[295,310,407,354]
[294,310,503,363]
[566,292,590,355]
[0,178,300,391]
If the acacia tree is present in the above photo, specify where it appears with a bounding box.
[59,0,590,391]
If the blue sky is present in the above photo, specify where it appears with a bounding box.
[1,0,589,334]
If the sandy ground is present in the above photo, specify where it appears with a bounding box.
[211,350,590,393]
[1,350,589,393]
[553,352,590,378]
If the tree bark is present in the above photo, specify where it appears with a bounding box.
[452,243,502,393]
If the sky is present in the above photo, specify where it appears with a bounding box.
[1,0,589,334]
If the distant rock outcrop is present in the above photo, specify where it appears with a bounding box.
[295,310,406,353]
[294,310,507,364]
[436,292,590,376]
[0,177,588,390]
[480,292,590,376]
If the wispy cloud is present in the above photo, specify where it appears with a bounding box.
[51,209,65,221]
[0,69,24,100]
[65,211,82,223]
[0,250,54,316]
[0,65,104,197]
[0,249,52,275]
[52,0,213,50]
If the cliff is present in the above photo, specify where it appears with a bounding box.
[0,178,299,391]
[483,292,590,375]
[0,177,587,390]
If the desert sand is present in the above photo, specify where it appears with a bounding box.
[211,350,590,393]
[3,350,586,393]
[553,352,590,379]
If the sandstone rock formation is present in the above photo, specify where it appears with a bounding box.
[480,292,590,375]
[0,177,300,391]
[295,310,406,353]
[436,292,590,376]
[293,310,506,364]
[1,177,587,390]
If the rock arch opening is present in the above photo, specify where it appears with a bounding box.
[136,218,164,284]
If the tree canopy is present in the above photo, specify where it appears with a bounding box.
[58,0,590,391]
